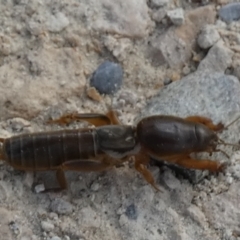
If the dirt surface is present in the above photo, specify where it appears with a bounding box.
[1,0,240,240]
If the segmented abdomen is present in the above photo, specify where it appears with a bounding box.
[2,129,98,171]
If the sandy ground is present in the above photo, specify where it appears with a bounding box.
[1,0,240,240]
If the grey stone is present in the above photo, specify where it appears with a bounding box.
[125,204,138,220]
[167,8,185,26]
[138,71,240,123]
[50,198,73,215]
[90,61,123,94]
[197,25,221,49]
[50,236,62,240]
[90,182,100,191]
[186,205,207,227]
[34,183,45,193]
[41,221,54,232]
[197,41,233,73]
[162,170,181,190]
[151,0,169,7]
[46,12,69,33]
[152,9,166,23]
[219,3,240,23]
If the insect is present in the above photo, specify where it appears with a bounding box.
[0,111,138,190]
[0,110,238,191]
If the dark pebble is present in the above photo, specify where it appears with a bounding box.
[90,61,123,94]
[125,204,138,220]
[219,3,240,23]
[150,158,206,184]
[163,78,172,86]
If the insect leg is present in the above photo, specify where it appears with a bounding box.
[56,169,68,189]
[106,109,122,125]
[185,116,223,131]
[48,113,111,126]
[61,159,114,172]
[38,159,117,192]
[166,155,225,172]
[48,110,121,126]
[0,139,4,160]
[134,152,161,191]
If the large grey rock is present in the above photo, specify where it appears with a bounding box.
[198,41,233,73]
[219,3,240,23]
[138,71,240,124]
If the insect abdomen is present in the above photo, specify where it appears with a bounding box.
[2,129,98,171]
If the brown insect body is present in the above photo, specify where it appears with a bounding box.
[137,115,218,157]
[2,129,98,171]
[0,111,236,190]
[0,123,137,189]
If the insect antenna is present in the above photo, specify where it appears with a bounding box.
[215,148,230,158]
[218,138,240,148]
[216,116,240,152]
[217,115,240,132]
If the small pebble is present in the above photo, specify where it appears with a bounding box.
[23,172,34,189]
[34,183,45,193]
[9,221,20,235]
[90,182,100,192]
[118,90,137,106]
[151,0,169,7]
[27,20,44,36]
[186,205,206,226]
[50,236,61,240]
[125,204,138,220]
[7,117,31,132]
[46,12,69,33]
[163,78,172,85]
[41,221,54,232]
[20,236,33,240]
[90,61,123,94]
[37,209,48,218]
[49,212,58,221]
[219,3,240,23]
[152,9,166,23]
[167,8,184,26]
[162,170,181,190]
[50,198,73,215]
[182,65,191,75]
[197,25,220,49]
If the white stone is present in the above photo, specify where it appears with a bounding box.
[46,12,69,33]
[152,9,167,23]
[41,221,54,232]
[197,25,221,49]
[34,184,45,193]
[167,8,185,26]
[151,0,169,7]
